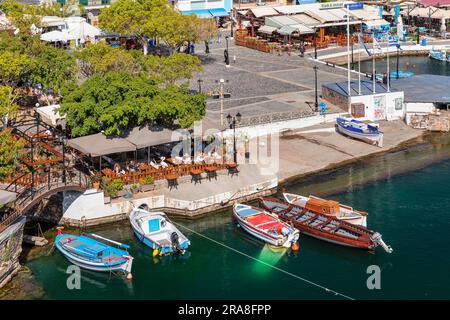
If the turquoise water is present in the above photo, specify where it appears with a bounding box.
[357,55,450,76]
[24,133,450,300]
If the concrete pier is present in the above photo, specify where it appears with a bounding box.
[60,164,277,226]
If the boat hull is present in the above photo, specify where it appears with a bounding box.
[55,235,133,274]
[233,204,299,248]
[259,198,375,250]
[282,192,368,227]
[336,123,383,146]
[129,209,190,255]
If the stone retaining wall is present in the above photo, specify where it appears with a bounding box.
[0,217,26,288]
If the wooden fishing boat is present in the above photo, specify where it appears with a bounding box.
[55,230,133,277]
[129,208,190,256]
[336,117,383,147]
[259,198,393,253]
[283,193,368,227]
[233,203,300,248]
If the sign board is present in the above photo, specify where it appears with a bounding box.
[320,2,344,10]
[320,102,327,115]
[344,2,364,10]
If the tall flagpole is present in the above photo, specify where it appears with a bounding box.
[387,41,390,92]
[372,33,376,94]
[358,46,361,95]
[347,6,351,105]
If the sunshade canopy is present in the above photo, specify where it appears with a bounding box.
[124,125,176,149]
[67,133,136,157]
[0,190,16,206]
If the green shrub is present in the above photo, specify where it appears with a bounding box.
[139,176,154,185]
[101,177,124,198]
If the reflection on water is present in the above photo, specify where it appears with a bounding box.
[252,245,288,275]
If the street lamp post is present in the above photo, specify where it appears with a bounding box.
[215,79,229,128]
[225,36,230,67]
[314,28,318,60]
[226,112,242,164]
[313,65,319,112]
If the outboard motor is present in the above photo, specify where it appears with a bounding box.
[170,232,180,251]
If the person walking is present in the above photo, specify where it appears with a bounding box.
[299,43,305,57]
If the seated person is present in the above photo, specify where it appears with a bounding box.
[182,153,192,164]
[174,155,183,165]
[150,160,160,169]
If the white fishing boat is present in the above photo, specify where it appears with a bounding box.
[233,203,300,248]
[129,208,190,256]
[283,193,368,227]
[336,117,383,147]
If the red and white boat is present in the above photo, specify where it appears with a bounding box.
[259,198,393,253]
[233,203,300,248]
[283,193,368,227]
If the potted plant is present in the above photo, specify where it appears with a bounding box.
[101,177,124,199]
[130,183,140,194]
[139,176,155,192]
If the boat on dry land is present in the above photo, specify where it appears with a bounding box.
[283,193,368,227]
[233,203,300,248]
[336,117,383,147]
[259,198,393,253]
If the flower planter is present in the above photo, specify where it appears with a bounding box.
[140,184,155,193]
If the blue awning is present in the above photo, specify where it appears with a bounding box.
[181,9,213,18]
[209,8,229,17]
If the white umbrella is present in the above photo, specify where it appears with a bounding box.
[40,30,70,42]
[397,16,404,40]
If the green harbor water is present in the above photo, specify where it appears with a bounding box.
[356,55,450,76]
[18,132,450,300]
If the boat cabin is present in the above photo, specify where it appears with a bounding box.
[305,197,340,215]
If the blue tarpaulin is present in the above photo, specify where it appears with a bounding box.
[181,8,229,18]
[182,9,213,18]
[209,8,229,17]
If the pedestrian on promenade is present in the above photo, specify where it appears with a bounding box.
[224,49,229,65]
[205,41,210,54]
[299,43,305,57]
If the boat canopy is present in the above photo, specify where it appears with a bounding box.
[305,197,340,215]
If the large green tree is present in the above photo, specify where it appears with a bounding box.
[0,85,19,128]
[0,128,24,179]
[76,42,142,78]
[142,53,202,84]
[99,0,204,54]
[59,72,206,137]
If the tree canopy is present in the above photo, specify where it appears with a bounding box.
[0,128,24,179]
[99,0,216,51]
[59,72,206,137]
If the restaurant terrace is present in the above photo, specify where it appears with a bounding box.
[234,2,390,52]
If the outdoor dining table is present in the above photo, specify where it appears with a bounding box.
[166,173,178,190]
[190,168,203,185]
[205,166,218,181]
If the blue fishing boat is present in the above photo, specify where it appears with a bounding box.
[129,208,190,256]
[55,230,133,278]
[429,48,449,62]
[376,70,413,82]
[336,117,383,147]
[233,203,300,248]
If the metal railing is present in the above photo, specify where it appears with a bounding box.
[237,110,315,128]
[0,168,89,232]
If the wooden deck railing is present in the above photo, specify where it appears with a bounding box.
[102,161,232,184]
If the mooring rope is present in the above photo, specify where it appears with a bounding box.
[173,221,355,301]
